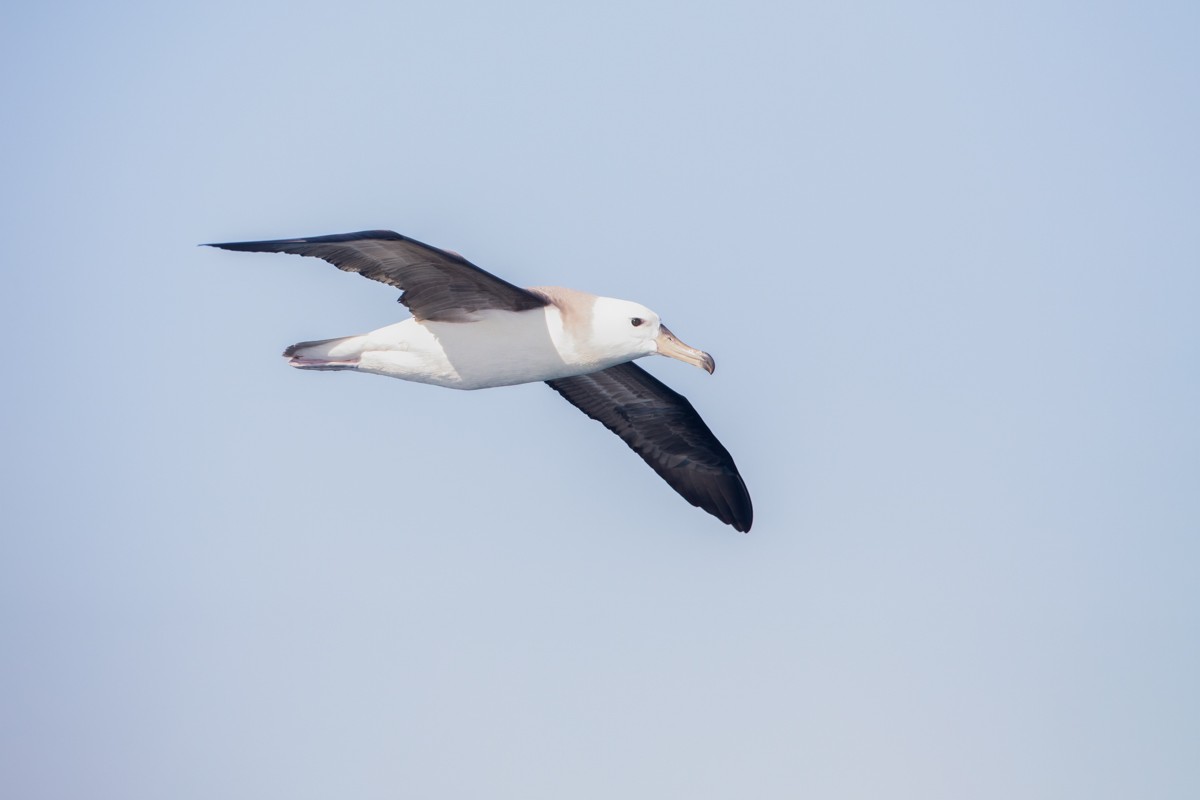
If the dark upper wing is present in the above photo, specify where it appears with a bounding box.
[204,229,549,322]
[546,362,753,532]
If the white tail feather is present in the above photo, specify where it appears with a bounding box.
[283,335,366,369]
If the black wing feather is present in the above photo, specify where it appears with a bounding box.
[205,229,549,322]
[547,362,753,532]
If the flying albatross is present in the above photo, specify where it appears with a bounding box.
[207,230,752,532]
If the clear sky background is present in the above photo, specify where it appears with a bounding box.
[2,1,1197,798]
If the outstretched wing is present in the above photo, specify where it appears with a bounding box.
[546,362,753,532]
[205,229,549,322]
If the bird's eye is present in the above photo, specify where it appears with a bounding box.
[630,317,645,327]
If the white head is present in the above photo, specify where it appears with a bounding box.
[588,296,716,373]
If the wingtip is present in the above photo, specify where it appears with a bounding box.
[725,488,753,533]
[200,230,408,252]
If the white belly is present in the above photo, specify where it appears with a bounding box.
[352,308,616,390]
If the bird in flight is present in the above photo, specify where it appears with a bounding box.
[207,230,752,531]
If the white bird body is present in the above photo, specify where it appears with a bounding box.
[288,292,667,390]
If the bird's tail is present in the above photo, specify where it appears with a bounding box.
[283,335,365,370]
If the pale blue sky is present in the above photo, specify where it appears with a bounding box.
[2,1,1197,798]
